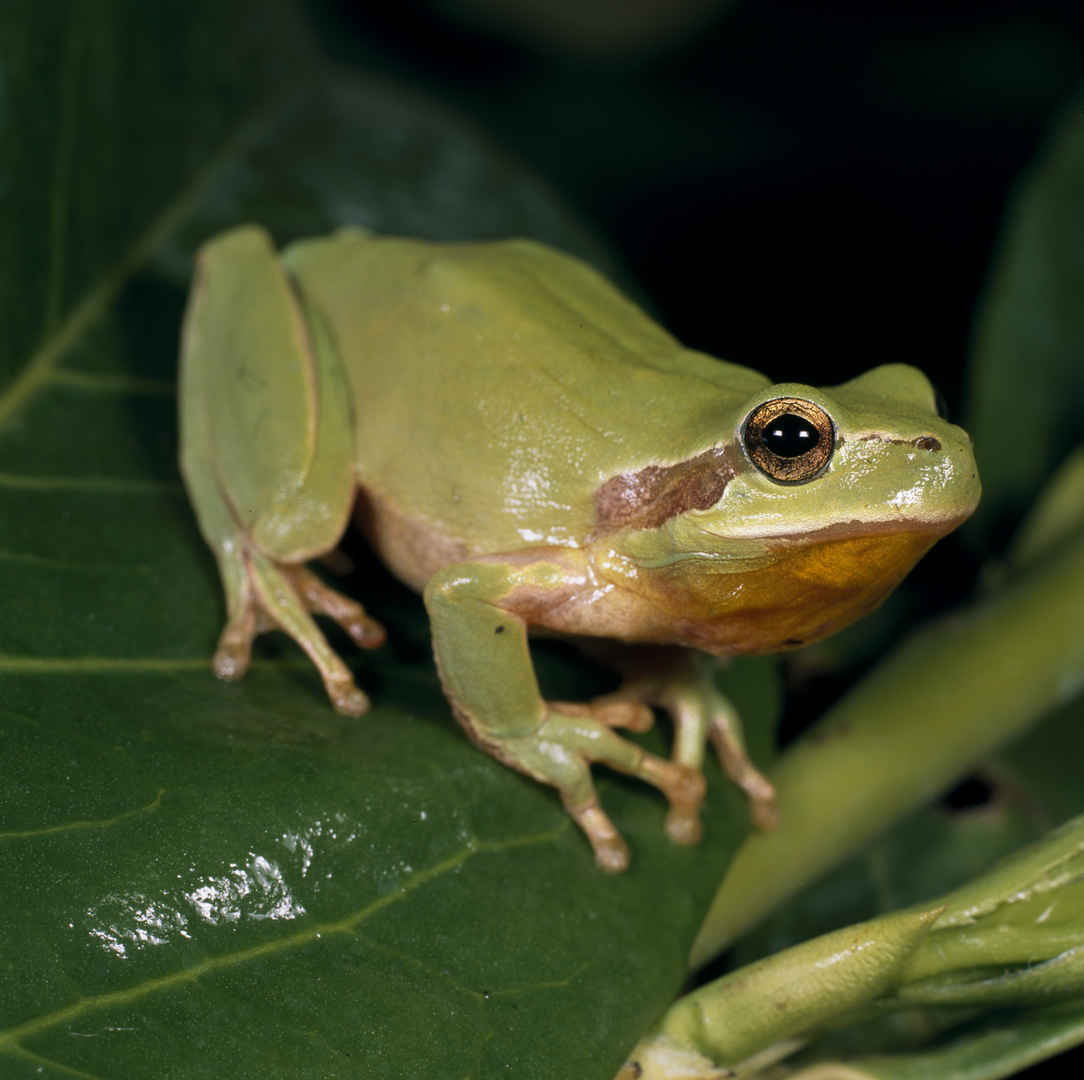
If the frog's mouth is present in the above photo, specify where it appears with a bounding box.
[762,506,979,548]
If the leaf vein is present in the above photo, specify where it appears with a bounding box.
[0,656,210,674]
[7,1042,108,1080]
[47,370,177,395]
[0,550,157,574]
[0,473,184,494]
[0,789,164,841]
[353,932,486,1001]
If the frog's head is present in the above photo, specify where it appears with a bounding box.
[599,363,980,654]
[674,362,981,549]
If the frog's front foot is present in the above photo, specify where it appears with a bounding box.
[213,553,385,716]
[591,646,778,832]
[494,704,705,873]
[566,797,629,873]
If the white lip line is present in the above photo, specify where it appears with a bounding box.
[698,506,977,545]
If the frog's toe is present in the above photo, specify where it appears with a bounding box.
[595,838,630,874]
[749,788,780,831]
[325,672,371,716]
[566,798,630,873]
[550,699,654,732]
[665,805,704,847]
[345,614,387,649]
[710,720,778,831]
[640,757,706,847]
[286,565,387,650]
[212,645,248,681]
[212,611,256,681]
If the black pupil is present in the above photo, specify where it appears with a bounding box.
[763,414,820,458]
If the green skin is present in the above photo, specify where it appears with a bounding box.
[179,225,980,872]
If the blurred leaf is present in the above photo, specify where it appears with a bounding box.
[993,688,1084,831]
[0,4,748,1077]
[727,801,1040,978]
[424,0,741,61]
[1005,445,1084,573]
[634,821,1084,1079]
[965,106,1084,545]
[0,0,311,398]
[790,1001,1084,1080]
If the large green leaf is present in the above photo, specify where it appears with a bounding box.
[0,5,748,1077]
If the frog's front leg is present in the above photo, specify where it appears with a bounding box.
[591,646,778,831]
[424,553,705,873]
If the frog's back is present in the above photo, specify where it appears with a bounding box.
[284,230,769,553]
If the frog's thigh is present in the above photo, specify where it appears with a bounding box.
[424,558,705,871]
[183,225,357,559]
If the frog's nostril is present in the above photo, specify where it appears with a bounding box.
[912,436,941,452]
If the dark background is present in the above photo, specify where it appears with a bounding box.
[305,0,1080,416]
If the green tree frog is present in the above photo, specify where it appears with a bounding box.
[179,225,980,872]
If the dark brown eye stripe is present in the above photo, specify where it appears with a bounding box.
[593,447,734,534]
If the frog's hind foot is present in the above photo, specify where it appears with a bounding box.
[589,645,778,832]
[286,564,387,650]
[547,702,705,850]
[213,551,384,717]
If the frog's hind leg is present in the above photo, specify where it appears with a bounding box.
[216,550,384,716]
[180,225,384,717]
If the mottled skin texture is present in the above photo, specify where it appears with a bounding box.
[179,224,981,871]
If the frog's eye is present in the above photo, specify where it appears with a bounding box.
[741,398,835,484]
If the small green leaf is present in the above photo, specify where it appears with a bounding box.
[658,908,941,1066]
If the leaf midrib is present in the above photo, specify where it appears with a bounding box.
[0,822,568,1051]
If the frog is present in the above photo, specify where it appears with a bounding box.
[178,224,981,872]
